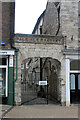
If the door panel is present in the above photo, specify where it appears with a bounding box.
[78,74,80,90]
[70,73,80,104]
[70,74,75,90]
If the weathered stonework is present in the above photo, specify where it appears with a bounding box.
[14,0,80,106]
[14,34,66,105]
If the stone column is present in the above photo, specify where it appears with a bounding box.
[15,51,22,105]
[60,58,66,106]
[66,58,70,106]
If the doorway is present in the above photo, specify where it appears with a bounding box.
[70,73,80,104]
[21,57,61,105]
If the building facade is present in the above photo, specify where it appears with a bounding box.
[0,1,15,105]
[1,0,80,106]
[14,0,80,106]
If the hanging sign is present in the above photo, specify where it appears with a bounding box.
[39,81,47,86]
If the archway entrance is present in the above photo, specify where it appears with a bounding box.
[21,57,61,105]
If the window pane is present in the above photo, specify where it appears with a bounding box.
[78,74,80,90]
[70,60,80,70]
[0,58,6,65]
[70,74,75,90]
[0,68,6,96]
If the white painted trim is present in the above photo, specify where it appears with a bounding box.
[6,58,8,97]
[0,66,7,68]
[66,54,80,106]
[66,58,70,106]
[70,71,80,73]
[66,55,80,60]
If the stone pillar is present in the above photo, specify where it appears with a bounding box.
[15,51,22,105]
[66,58,70,106]
[60,58,66,106]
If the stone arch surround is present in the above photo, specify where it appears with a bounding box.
[14,41,66,105]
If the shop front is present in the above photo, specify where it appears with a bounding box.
[65,51,80,106]
[0,50,15,105]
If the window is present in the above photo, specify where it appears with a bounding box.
[70,74,75,90]
[70,60,80,70]
[40,26,42,34]
[26,63,29,69]
[0,58,6,65]
[78,74,80,90]
[21,64,24,69]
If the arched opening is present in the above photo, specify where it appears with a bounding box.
[20,57,61,105]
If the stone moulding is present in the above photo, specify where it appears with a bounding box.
[15,34,64,45]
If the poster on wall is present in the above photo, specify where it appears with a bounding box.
[0,81,2,88]
[0,73,3,95]
[0,73,3,81]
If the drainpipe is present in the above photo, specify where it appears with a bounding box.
[13,49,19,105]
[9,2,17,105]
[56,6,60,35]
[15,49,19,81]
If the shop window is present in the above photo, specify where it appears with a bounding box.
[70,74,75,90]
[70,60,80,70]
[0,58,6,65]
[78,74,80,90]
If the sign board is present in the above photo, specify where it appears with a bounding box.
[9,56,13,67]
[39,81,47,86]
[0,50,14,55]
[21,64,24,69]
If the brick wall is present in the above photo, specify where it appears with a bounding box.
[0,2,15,48]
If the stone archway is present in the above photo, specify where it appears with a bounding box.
[14,34,66,105]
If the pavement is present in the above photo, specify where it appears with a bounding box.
[0,104,14,119]
[2,104,80,118]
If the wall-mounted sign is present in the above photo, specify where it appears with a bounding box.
[0,81,2,88]
[39,81,47,86]
[9,56,13,67]
[0,74,3,81]
[21,64,24,69]
[0,50,14,55]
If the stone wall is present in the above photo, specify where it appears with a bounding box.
[42,58,61,102]
[42,2,60,35]
[42,1,79,49]
[0,2,2,45]
[61,1,78,49]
